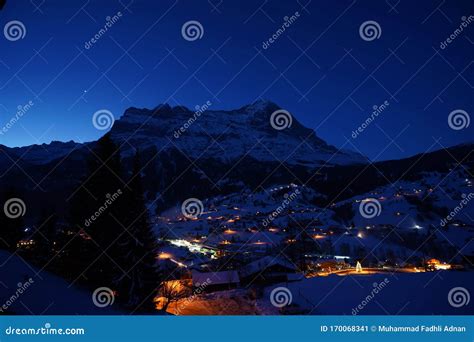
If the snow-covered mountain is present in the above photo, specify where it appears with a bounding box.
[0,140,80,165]
[110,100,367,167]
[0,100,367,168]
[0,101,472,230]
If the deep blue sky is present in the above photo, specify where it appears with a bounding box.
[0,0,472,161]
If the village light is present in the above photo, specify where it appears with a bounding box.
[158,252,172,259]
[171,259,187,268]
[427,258,451,270]
[435,263,451,270]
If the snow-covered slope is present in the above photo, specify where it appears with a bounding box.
[0,250,121,314]
[155,166,474,268]
[262,272,474,315]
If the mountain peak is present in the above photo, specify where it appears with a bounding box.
[112,100,367,167]
[123,104,192,119]
[241,99,279,114]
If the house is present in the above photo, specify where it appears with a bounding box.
[239,256,299,284]
[191,270,240,292]
[318,258,347,272]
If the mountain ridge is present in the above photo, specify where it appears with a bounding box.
[0,101,472,221]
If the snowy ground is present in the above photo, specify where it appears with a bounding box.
[0,250,120,314]
[167,271,474,315]
[263,271,474,315]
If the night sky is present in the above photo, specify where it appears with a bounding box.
[0,0,472,161]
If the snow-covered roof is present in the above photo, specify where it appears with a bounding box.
[240,256,297,278]
[191,270,240,286]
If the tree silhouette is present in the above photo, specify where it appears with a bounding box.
[0,188,24,251]
[114,151,160,312]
